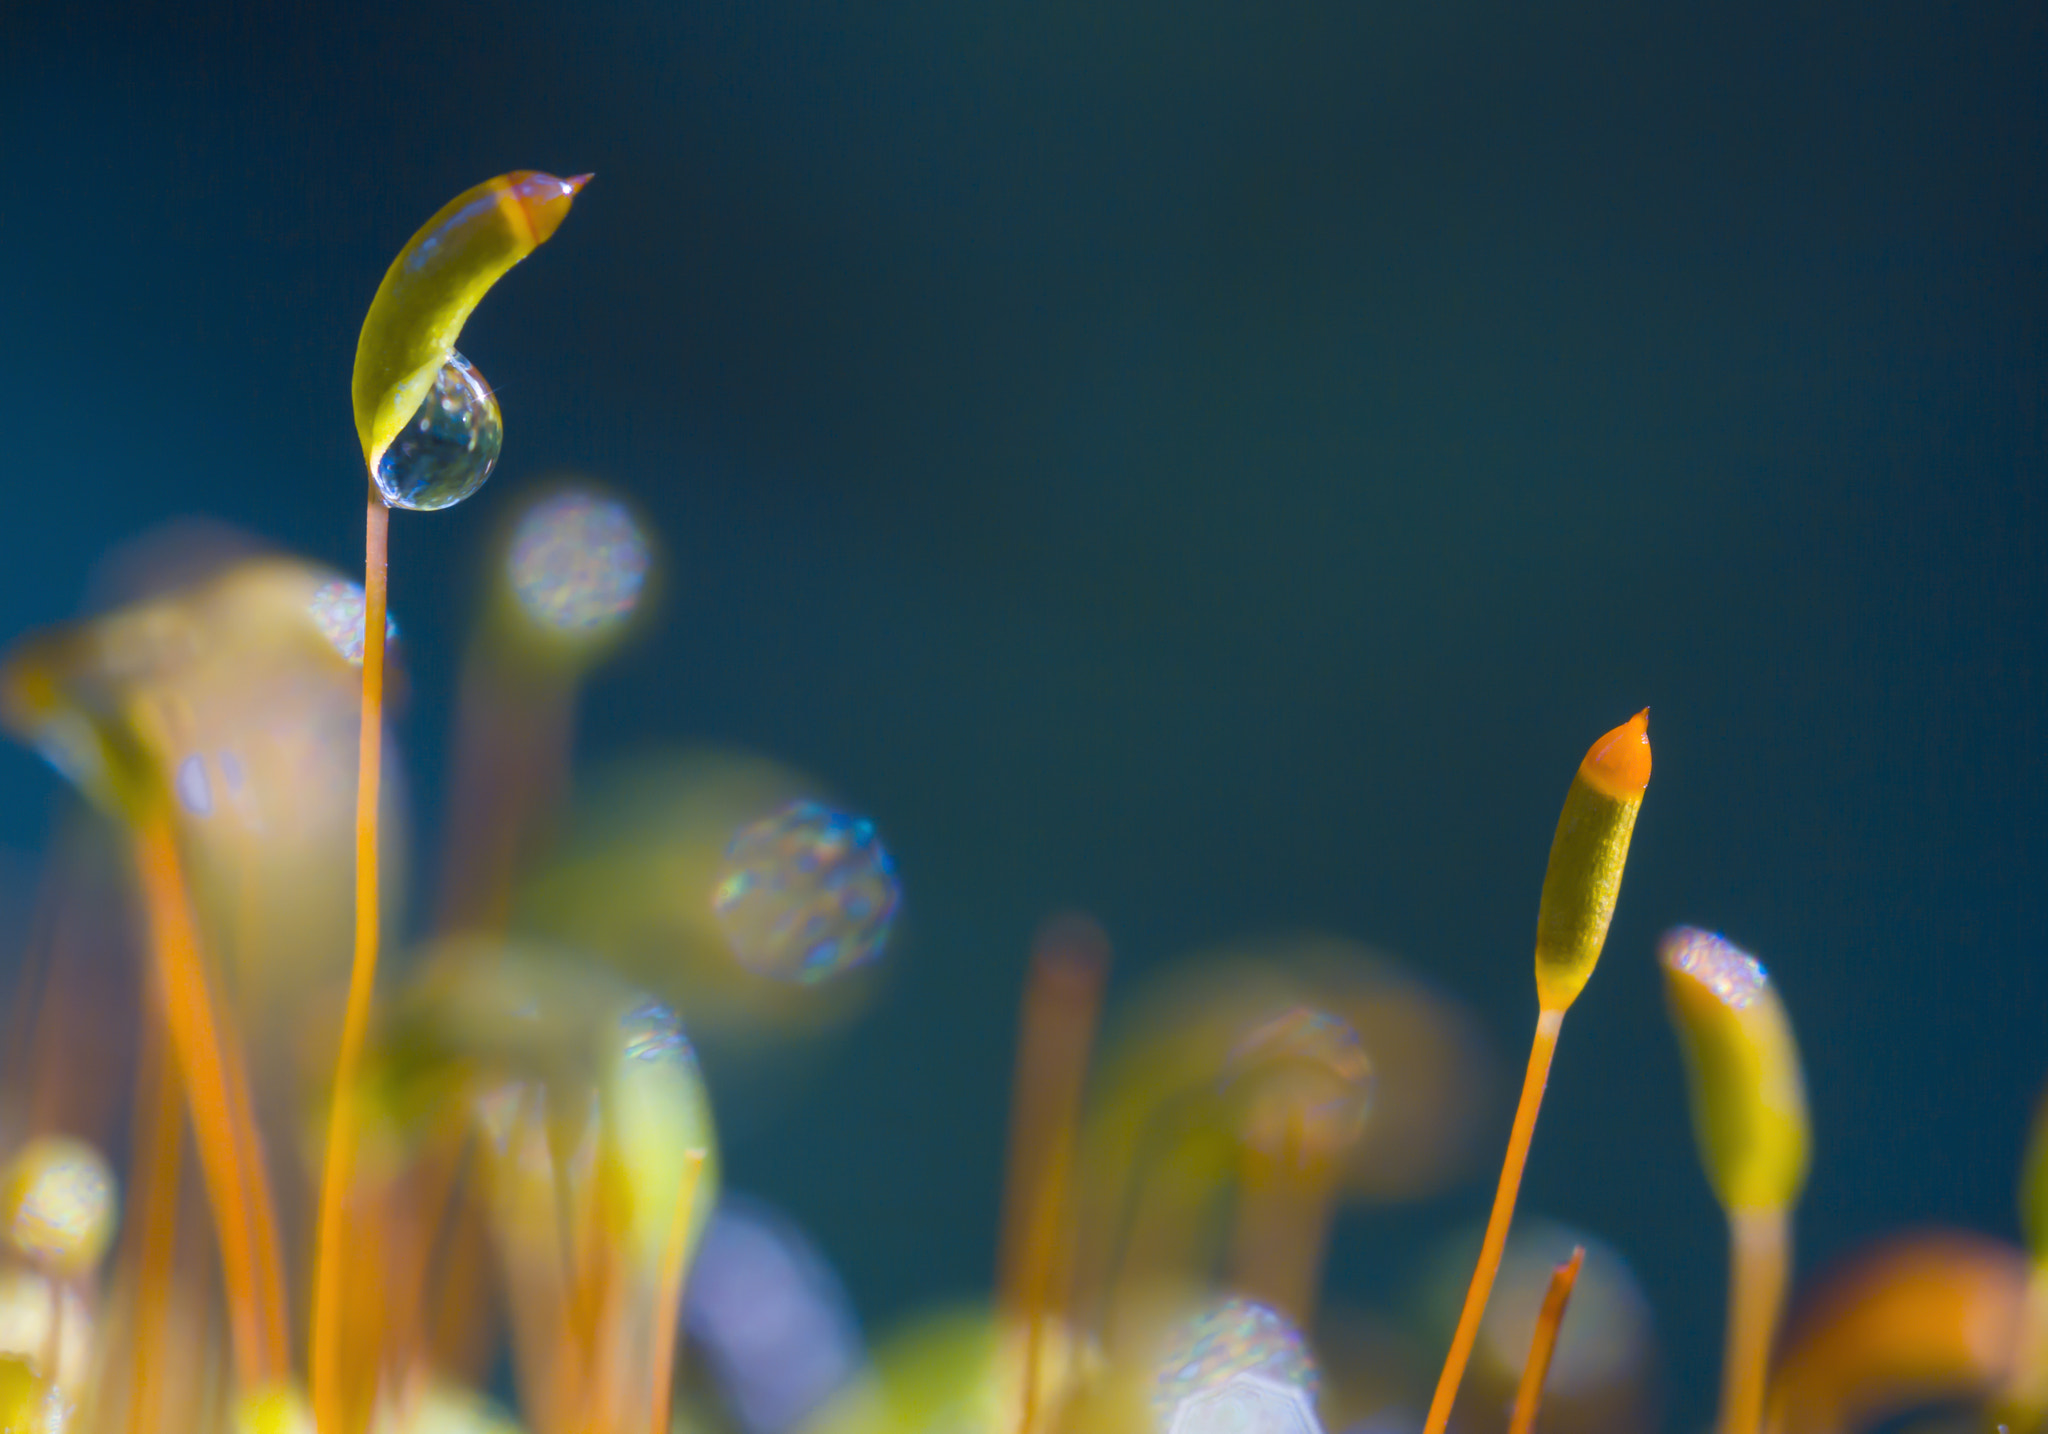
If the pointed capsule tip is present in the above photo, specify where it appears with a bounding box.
[565,173,594,194]
[1580,708,1652,800]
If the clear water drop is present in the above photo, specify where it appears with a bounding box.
[374,350,503,511]
[508,490,651,634]
[712,800,900,985]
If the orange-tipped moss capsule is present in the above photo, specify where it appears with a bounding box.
[1534,710,1651,1013]
[1422,712,1651,1434]
[1660,928,1810,1214]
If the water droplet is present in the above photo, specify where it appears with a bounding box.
[712,800,900,984]
[508,490,651,634]
[374,350,503,511]
[1,1138,116,1275]
[1154,1298,1318,1432]
[307,580,399,666]
[175,754,213,816]
[620,998,697,1067]
[1660,927,1768,1009]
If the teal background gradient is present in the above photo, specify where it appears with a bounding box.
[5,0,2044,1421]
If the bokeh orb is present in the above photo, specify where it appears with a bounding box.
[507,489,651,634]
[712,801,900,985]
[0,1137,116,1275]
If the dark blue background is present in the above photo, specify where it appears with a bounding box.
[5,0,2044,1423]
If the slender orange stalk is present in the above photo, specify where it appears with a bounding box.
[647,1148,709,1434]
[313,491,391,1432]
[1721,1209,1789,1434]
[997,914,1109,1434]
[125,1016,183,1434]
[1424,712,1649,1434]
[1424,1009,1563,1434]
[1224,1109,1340,1329]
[221,988,292,1376]
[131,804,288,1392]
[1507,1245,1584,1434]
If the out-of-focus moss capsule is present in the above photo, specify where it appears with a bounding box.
[1218,1006,1374,1161]
[602,996,721,1268]
[0,1136,116,1276]
[1533,710,1651,1013]
[1659,928,1810,1213]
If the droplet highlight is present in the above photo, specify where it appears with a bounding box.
[1154,1297,1320,1432]
[1661,927,1768,1010]
[508,490,651,634]
[619,998,697,1067]
[373,350,503,511]
[1,1138,117,1275]
[712,800,900,985]
[308,580,399,666]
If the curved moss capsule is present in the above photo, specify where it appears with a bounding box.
[353,172,588,475]
[1533,710,1651,1013]
[1660,928,1809,1213]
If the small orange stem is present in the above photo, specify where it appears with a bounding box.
[1507,1245,1584,1434]
[125,1016,183,1434]
[1423,1007,1564,1434]
[647,1148,709,1434]
[1225,1108,1339,1328]
[998,916,1109,1434]
[132,806,288,1392]
[314,490,391,1433]
[1720,1208,1789,1434]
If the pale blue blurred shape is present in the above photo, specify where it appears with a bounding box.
[684,1194,864,1434]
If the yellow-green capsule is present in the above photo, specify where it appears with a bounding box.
[1660,928,1810,1213]
[233,1383,314,1434]
[0,1355,55,1433]
[600,994,721,1269]
[352,172,588,481]
[1533,710,1651,1013]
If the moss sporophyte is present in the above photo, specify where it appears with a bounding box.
[0,175,2031,1434]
